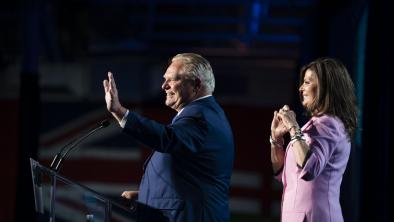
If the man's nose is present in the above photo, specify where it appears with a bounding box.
[162,81,169,90]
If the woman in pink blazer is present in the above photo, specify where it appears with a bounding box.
[269,58,357,222]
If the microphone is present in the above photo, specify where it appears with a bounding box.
[50,119,111,172]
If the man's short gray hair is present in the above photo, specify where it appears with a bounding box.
[171,53,215,94]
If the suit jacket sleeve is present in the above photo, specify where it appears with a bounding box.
[299,116,345,181]
[122,111,208,154]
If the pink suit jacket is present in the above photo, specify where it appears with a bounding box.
[276,115,351,222]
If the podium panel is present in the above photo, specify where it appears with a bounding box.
[30,158,137,222]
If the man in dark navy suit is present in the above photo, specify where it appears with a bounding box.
[103,53,234,222]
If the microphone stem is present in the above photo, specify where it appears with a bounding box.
[54,125,103,172]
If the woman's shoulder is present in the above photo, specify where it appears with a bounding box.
[312,114,342,126]
[311,115,346,137]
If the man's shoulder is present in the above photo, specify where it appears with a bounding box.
[186,97,222,115]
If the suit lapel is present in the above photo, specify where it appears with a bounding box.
[143,151,154,171]
[144,114,179,171]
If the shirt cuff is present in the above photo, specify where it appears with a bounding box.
[119,109,129,128]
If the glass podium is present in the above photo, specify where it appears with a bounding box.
[30,158,138,222]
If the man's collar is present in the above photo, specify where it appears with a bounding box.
[193,94,212,102]
[177,95,212,115]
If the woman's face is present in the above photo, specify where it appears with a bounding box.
[299,69,318,110]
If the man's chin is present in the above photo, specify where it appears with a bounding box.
[165,100,175,107]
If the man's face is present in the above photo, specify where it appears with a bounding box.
[162,61,196,112]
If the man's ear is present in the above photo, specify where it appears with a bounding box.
[194,78,202,90]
